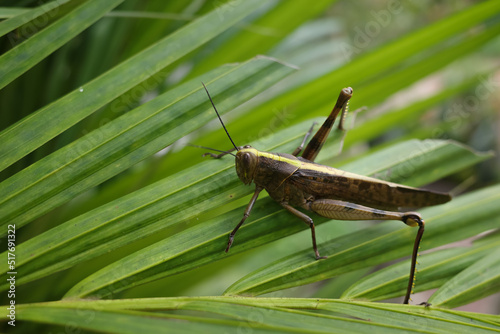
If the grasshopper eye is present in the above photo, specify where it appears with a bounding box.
[242,152,251,165]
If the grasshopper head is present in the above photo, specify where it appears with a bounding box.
[235,146,258,185]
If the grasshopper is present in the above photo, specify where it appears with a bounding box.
[201,83,451,304]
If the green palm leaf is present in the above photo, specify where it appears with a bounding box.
[14,297,500,334]
[0,0,267,172]
[0,56,294,232]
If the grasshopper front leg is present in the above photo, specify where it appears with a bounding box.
[309,198,424,304]
[292,122,317,157]
[225,186,263,253]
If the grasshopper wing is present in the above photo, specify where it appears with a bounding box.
[289,162,451,210]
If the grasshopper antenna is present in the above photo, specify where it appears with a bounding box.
[202,82,239,152]
[188,144,236,157]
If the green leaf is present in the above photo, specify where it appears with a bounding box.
[62,139,490,298]
[0,57,294,231]
[342,231,500,302]
[0,56,295,287]
[342,74,490,148]
[216,0,500,145]
[349,20,500,111]
[428,244,500,308]
[187,0,336,78]
[0,1,72,35]
[0,0,268,172]
[0,7,31,20]
[0,0,123,90]
[223,183,500,297]
[17,307,258,334]
[13,297,500,334]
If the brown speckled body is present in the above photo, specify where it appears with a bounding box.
[244,149,450,213]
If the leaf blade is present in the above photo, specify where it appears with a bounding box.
[14,297,500,334]
[342,232,500,302]
[0,0,123,91]
[0,0,268,172]
[428,247,500,308]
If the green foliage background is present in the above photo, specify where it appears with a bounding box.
[0,0,499,332]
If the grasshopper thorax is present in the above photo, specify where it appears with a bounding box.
[235,146,258,185]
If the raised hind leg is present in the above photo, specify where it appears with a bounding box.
[309,198,424,305]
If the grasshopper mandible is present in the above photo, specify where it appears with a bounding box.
[201,83,451,304]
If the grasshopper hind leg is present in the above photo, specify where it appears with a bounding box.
[402,213,425,305]
[301,87,353,162]
[280,202,327,260]
[309,198,425,304]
